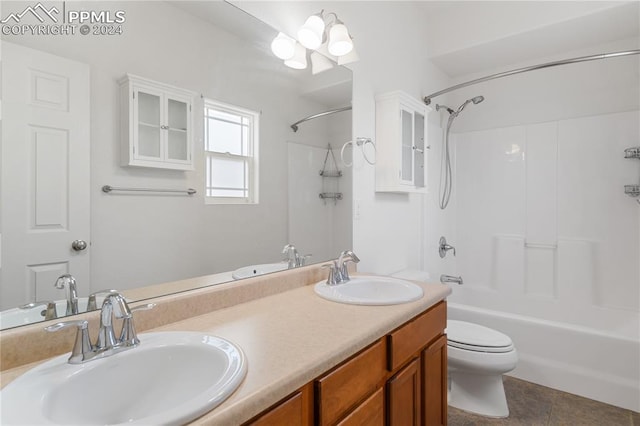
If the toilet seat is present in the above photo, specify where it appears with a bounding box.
[447,320,514,353]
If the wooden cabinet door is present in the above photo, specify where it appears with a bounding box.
[422,335,447,426]
[387,358,421,426]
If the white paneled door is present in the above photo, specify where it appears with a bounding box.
[1,42,90,309]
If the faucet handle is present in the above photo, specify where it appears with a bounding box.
[321,262,341,286]
[45,320,93,364]
[87,289,119,311]
[439,237,456,258]
[298,254,312,267]
[120,303,156,347]
[19,301,58,321]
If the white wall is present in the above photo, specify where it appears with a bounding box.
[234,1,450,275]
[1,1,347,293]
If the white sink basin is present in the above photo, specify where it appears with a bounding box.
[314,275,424,305]
[232,262,288,280]
[1,332,247,425]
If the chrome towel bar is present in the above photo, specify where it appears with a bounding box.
[102,185,196,195]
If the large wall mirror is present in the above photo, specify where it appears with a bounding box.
[0,1,353,329]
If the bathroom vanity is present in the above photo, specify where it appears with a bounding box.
[247,301,447,425]
[0,265,450,425]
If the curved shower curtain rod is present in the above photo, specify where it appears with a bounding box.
[423,49,640,105]
[291,105,352,132]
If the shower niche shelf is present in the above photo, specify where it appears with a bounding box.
[375,91,431,193]
[624,147,640,159]
[625,185,640,197]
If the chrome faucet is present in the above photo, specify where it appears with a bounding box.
[96,292,133,350]
[440,274,463,285]
[337,250,360,282]
[19,301,58,321]
[45,292,155,364]
[87,289,119,311]
[439,236,456,258]
[282,244,310,268]
[323,250,360,285]
[54,274,79,316]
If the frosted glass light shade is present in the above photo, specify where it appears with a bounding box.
[328,23,353,56]
[284,43,307,69]
[271,32,296,60]
[310,51,334,75]
[298,14,325,49]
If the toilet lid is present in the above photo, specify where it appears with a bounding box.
[446,320,514,353]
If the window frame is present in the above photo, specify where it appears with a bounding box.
[203,98,260,205]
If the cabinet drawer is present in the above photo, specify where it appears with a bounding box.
[316,339,386,426]
[337,387,384,426]
[248,391,303,426]
[388,301,446,371]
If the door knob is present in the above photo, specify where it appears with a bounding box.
[71,240,88,251]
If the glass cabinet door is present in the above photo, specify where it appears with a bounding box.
[136,91,162,159]
[414,112,425,188]
[166,98,189,162]
[400,108,414,183]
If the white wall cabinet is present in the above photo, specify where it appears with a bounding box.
[120,74,195,170]
[375,91,430,193]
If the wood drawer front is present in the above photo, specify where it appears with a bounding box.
[248,391,304,426]
[388,301,446,371]
[316,339,386,426]
[337,387,384,426]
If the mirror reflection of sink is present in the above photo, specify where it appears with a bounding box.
[1,332,247,425]
[232,262,288,280]
[0,296,124,330]
[314,275,424,305]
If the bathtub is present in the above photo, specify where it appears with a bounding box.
[448,302,640,412]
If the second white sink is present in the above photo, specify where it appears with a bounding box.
[314,275,424,305]
[232,262,288,280]
[1,331,246,425]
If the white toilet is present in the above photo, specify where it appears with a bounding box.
[446,320,518,418]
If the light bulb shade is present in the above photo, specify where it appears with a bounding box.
[298,14,325,49]
[328,23,353,56]
[310,51,334,75]
[284,43,307,69]
[337,46,359,65]
[271,32,296,60]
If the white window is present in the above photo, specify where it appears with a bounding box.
[204,99,259,204]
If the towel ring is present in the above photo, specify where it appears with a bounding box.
[340,137,376,167]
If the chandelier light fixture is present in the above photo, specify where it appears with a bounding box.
[271,10,356,72]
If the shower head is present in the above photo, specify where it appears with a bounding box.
[455,95,485,115]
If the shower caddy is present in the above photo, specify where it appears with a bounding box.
[624,147,640,203]
[319,144,343,204]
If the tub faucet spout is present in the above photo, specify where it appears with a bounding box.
[440,274,463,285]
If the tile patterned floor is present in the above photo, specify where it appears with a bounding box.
[448,377,640,426]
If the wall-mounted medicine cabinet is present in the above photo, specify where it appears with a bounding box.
[375,91,431,193]
[120,74,195,170]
